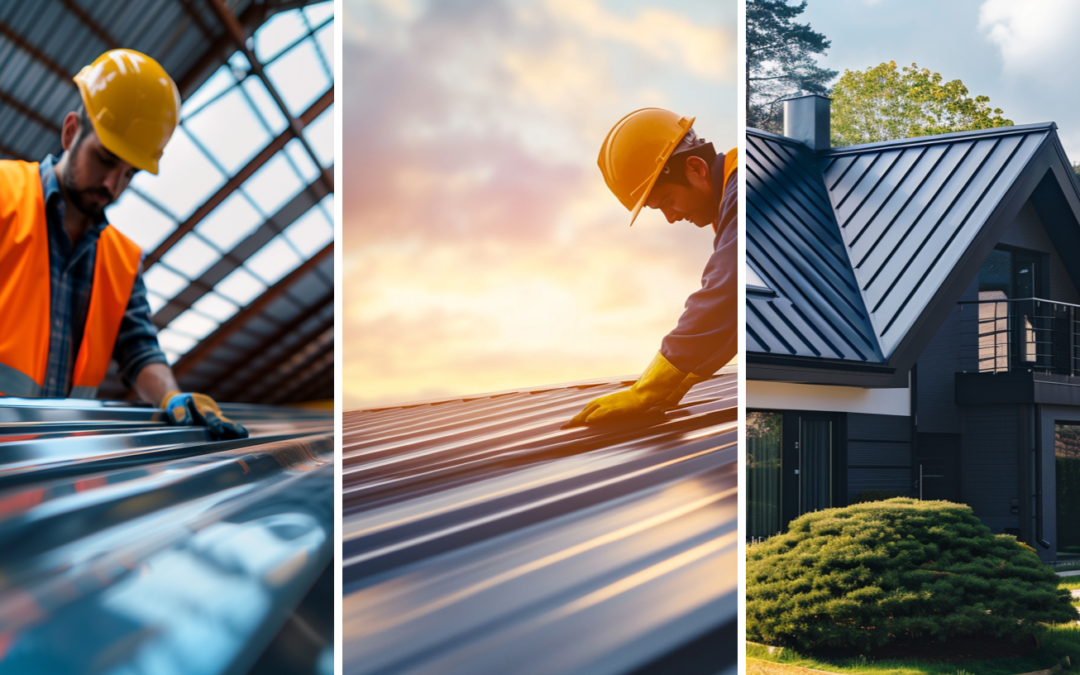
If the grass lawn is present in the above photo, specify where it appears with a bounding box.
[746,579,1080,675]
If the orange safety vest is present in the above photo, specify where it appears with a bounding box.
[0,160,142,399]
[713,148,738,233]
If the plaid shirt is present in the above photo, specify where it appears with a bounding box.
[38,155,166,397]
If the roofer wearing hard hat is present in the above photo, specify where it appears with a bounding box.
[568,108,737,426]
[0,49,247,440]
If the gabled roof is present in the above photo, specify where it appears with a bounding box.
[747,122,1079,386]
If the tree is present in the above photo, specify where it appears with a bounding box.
[831,61,1013,147]
[747,0,836,133]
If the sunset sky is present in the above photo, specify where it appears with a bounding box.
[343,0,736,409]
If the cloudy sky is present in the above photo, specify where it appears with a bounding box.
[801,0,1080,158]
[343,0,736,409]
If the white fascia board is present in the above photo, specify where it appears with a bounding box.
[747,380,910,417]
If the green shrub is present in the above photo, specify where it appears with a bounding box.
[746,498,1077,653]
[850,490,909,504]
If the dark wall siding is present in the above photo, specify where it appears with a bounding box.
[847,413,912,501]
[961,404,1021,532]
[1000,201,1080,304]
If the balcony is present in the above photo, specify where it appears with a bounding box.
[956,297,1080,406]
[958,297,1080,375]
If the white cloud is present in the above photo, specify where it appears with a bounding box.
[979,0,1080,81]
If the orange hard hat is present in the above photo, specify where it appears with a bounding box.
[73,49,181,175]
[597,108,696,226]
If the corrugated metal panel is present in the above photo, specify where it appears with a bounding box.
[746,130,882,362]
[822,124,1052,356]
[342,370,738,675]
[0,399,333,674]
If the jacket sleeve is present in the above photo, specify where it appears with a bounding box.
[113,262,168,387]
[659,170,738,376]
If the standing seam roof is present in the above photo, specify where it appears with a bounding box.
[747,131,882,362]
[748,123,1056,365]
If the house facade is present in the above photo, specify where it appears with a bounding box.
[747,95,1080,562]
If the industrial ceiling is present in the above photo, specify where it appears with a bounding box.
[0,0,335,405]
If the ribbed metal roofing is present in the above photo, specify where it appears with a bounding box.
[823,124,1052,357]
[747,130,881,362]
[748,123,1057,366]
[342,370,738,675]
[0,399,333,673]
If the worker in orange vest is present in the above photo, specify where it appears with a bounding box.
[0,49,246,440]
[567,108,738,426]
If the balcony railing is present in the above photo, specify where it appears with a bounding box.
[958,298,1080,376]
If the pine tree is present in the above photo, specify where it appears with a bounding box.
[747,0,836,133]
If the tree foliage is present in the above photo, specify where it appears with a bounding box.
[747,498,1076,653]
[831,61,1013,147]
[747,0,836,133]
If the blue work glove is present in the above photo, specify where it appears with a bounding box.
[161,391,249,440]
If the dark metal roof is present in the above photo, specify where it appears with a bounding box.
[0,0,335,405]
[0,398,333,673]
[747,130,881,363]
[822,123,1052,357]
[747,123,1066,382]
[342,369,738,675]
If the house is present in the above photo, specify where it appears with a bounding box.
[747,94,1080,562]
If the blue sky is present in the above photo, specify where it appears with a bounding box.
[801,0,1080,158]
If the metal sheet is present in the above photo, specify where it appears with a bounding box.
[747,130,881,363]
[343,370,739,675]
[822,126,1050,356]
[0,399,333,675]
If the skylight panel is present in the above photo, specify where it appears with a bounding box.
[191,293,240,323]
[304,104,334,167]
[160,233,221,279]
[304,1,334,26]
[131,127,225,222]
[241,76,288,135]
[255,11,309,64]
[156,329,197,356]
[284,137,320,183]
[284,204,333,257]
[106,191,177,252]
[194,191,264,252]
[168,310,220,341]
[180,65,235,118]
[747,264,774,293]
[315,21,333,72]
[244,152,305,216]
[184,87,272,175]
[147,292,167,315]
[143,264,189,300]
[215,267,267,306]
[266,39,330,117]
[246,236,303,285]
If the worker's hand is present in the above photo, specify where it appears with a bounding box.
[160,391,249,440]
[657,372,708,410]
[565,352,689,427]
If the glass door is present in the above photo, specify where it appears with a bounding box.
[747,412,782,539]
[799,417,833,515]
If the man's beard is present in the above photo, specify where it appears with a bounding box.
[62,154,113,220]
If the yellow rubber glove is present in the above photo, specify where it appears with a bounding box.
[658,372,708,410]
[566,352,688,427]
[161,391,249,440]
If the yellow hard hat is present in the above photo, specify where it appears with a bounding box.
[597,108,696,226]
[73,49,181,175]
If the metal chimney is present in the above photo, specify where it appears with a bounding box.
[783,94,831,151]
